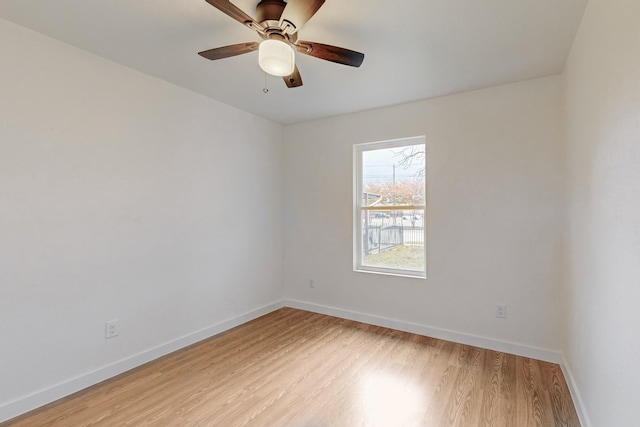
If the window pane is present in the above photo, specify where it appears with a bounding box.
[362,144,425,207]
[361,209,425,271]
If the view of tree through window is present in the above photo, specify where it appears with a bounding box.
[354,137,426,277]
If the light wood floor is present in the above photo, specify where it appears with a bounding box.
[3,308,580,426]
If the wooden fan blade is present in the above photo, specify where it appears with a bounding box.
[198,42,259,60]
[283,64,303,88]
[296,41,365,67]
[204,0,260,29]
[279,0,325,35]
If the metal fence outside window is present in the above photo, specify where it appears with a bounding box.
[365,223,425,255]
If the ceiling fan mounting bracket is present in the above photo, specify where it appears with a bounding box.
[280,20,297,36]
[296,42,312,54]
[245,21,265,35]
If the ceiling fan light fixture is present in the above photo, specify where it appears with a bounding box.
[258,39,295,77]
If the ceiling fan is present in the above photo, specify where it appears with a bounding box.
[198,0,365,88]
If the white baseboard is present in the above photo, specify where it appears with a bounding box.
[560,355,591,427]
[284,299,562,363]
[0,301,284,423]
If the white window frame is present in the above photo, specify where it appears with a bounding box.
[353,136,427,279]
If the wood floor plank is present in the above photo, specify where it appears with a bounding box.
[479,350,517,427]
[441,346,486,426]
[2,308,581,427]
[540,361,581,427]
[516,357,556,427]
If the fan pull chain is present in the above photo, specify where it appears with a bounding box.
[263,73,269,94]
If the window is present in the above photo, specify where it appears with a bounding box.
[354,136,426,278]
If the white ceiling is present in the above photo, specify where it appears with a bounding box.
[0,0,587,125]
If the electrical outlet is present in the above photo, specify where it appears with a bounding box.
[105,319,120,339]
[309,278,315,288]
[496,304,507,319]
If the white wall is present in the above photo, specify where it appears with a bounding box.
[562,0,640,425]
[283,76,565,356]
[0,18,283,420]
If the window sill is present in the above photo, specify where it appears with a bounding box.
[354,267,427,280]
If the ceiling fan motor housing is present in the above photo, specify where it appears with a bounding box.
[255,0,298,43]
[256,0,286,29]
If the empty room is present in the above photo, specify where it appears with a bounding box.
[0,0,638,426]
